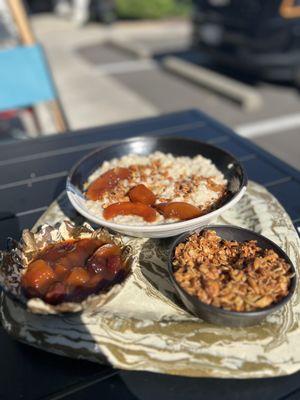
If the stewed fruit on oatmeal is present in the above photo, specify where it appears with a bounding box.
[21,238,129,304]
[172,230,293,312]
[84,152,227,225]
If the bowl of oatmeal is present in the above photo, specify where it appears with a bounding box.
[169,226,296,326]
[67,137,247,238]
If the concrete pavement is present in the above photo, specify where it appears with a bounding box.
[31,14,300,169]
[32,15,164,133]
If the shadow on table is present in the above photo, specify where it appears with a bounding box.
[119,369,300,400]
[138,238,184,309]
[0,324,113,400]
[0,293,113,399]
[0,211,20,249]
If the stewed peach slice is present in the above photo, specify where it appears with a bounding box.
[86,244,121,274]
[90,243,121,258]
[44,282,68,305]
[107,255,122,277]
[86,167,131,200]
[86,244,123,282]
[86,273,104,290]
[128,184,156,205]
[21,260,56,296]
[54,264,70,279]
[65,267,90,287]
[57,239,103,268]
[40,241,76,264]
[155,202,202,221]
[103,202,157,222]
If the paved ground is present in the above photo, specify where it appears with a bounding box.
[29,15,300,169]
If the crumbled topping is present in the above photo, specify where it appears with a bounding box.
[173,230,292,312]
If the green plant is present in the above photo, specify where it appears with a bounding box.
[115,0,191,19]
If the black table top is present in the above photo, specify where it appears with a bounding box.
[0,110,300,400]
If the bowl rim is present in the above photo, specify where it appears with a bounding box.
[66,136,248,233]
[167,224,297,317]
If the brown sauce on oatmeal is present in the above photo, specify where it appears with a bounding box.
[86,167,131,201]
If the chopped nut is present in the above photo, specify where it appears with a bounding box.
[254,296,274,308]
[173,230,292,312]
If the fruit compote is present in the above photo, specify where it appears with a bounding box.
[21,238,128,305]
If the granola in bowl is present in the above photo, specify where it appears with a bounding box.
[172,229,294,313]
[84,152,227,226]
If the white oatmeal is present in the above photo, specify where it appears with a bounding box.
[84,151,227,225]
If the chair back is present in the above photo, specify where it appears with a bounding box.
[0,44,57,111]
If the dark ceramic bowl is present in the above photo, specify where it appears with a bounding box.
[67,136,247,238]
[168,225,297,327]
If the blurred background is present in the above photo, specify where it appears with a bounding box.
[0,0,299,168]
